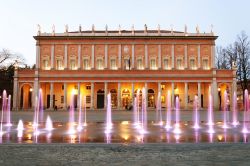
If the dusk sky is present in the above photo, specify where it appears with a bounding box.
[0,0,249,65]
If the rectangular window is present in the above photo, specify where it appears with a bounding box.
[110,59,117,70]
[96,59,103,70]
[124,59,130,70]
[176,59,182,69]
[203,59,209,69]
[56,59,63,70]
[43,59,49,70]
[86,85,91,90]
[86,95,91,104]
[190,59,195,69]
[83,59,89,70]
[70,59,76,70]
[137,59,143,70]
[163,59,169,69]
[150,59,157,70]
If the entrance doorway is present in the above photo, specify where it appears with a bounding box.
[97,89,104,109]
[201,94,204,108]
[122,89,130,109]
[110,89,117,108]
[148,89,155,108]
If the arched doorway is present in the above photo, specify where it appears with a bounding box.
[134,89,142,107]
[20,84,33,109]
[218,83,230,111]
[122,89,130,109]
[97,89,104,109]
[148,89,155,108]
[110,89,117,108]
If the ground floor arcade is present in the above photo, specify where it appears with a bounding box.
[15,81,235,111]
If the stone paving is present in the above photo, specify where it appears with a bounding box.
[0,111,248,166]
[0,143,250,166]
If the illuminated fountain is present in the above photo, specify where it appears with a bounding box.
[6,95,12,126]
[207,89,215,134]
[17,119,24,138]
[45,115,53,131]
[165,91,172,130]
[156,92,163,126]
[193,95,200,129]
[222,91,229,129]
[133,97,138,125]
[77,94,83,131]
[68,92,76,134]
[33,89,43,134]
[105,93,112,134]
[242,89,249,133]
[0,90,7,136]
[83,95,87,127]
[232,92,239,126]
[173,96,181,134]
[138,88,147,134]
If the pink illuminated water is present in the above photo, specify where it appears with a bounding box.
[193,95,200,129]
[83,96,87,127]
[17,119,24,138]
[208,89,215,134]
[156,92,163,125]
[6,95,12,126]
[68,92,76,134]
[0,90,7,136]
[77,95,83,131]
[105,93,112,134]
[138,88,147,134]
[133,97,138,125]
[222,91,229,129]
[173,97,181,134]
[45,115,53,131]
[232,92,239,126]
[165,91,172,130]
[242,89,249,133]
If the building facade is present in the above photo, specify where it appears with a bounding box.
[12,25,237,111]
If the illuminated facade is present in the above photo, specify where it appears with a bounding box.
[12,25,236,111]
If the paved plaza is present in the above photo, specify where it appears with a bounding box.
[0,110,249,165]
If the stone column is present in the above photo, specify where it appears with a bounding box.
[12,70,18,110]
[117,82,121,110]
[184,45,188,69]
[198,82,201,108]
[158,45,161,69]
[104,82,108,108]
[49,82,54,110]
[51,44,54,69]
[211,45,215,68]
[78,44,81,69]
[64,45,68,69]
[118,44,122,69]
[198,44,201,68]
[171,82,175,107]
[36,44,40,69]
[131,82,134,106]
[63,83,67,110]
[105,44,108,69]
[171,45,175,69]
[132,44,135,69]
[145,45,148,69]
[212,78,219,110]
[91,82,94,109]
[91,45,95,69]
[77,82,81,109]
[231,78,237,111]
[33,74,39,109]
[184,82,188,109]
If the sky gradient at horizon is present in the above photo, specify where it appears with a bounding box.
[0,0,249,65]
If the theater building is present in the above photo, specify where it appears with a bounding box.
[12,25,237,111]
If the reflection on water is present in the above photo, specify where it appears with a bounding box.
[0,121,250,144]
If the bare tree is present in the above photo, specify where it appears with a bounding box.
[0,48,24,68]
[236,31,250,95]
[216,46,229,69]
